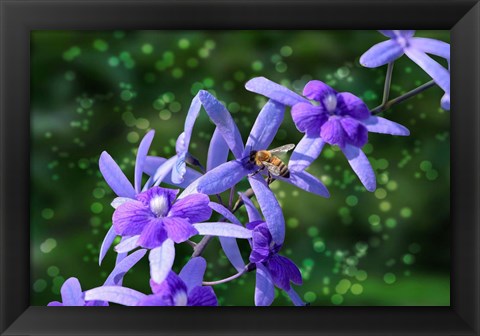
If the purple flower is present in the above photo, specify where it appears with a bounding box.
[112,186,211,248]
[248,221,302,293]
[84,257,217,306]
[98,130,201,265]
[360,30,450,107]
[48,249,146,306]
[246,77,410,192]
[111,185,212,283]
[180,90,329,203]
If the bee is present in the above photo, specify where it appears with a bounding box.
[249,144,295,180]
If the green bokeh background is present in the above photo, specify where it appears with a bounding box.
[31,30,450,306]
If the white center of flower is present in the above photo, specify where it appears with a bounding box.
[150,195,169,217]
[174,290,188,306]
[323,94,337,114]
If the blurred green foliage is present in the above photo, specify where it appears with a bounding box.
[31,30,450,306]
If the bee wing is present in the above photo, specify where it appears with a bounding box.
[268,144,295,155]
[262,161,282,176]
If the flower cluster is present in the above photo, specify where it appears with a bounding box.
[49,30,450,306]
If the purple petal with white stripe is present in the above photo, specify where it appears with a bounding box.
[149,239,175,284]
[278,171,329,198]
[197,160,252,195]
[289,135,325,172]
[248,175,285,244]
[410,37,450,59]
[60,278,85,306]
[198,90,244,159]
[363,116,410,136]
[193,222,252,239]
[207,128,230,171]
[245,100,285,153]
[404,47,450,93]
[341,144,376,192]
[99,151,135,198]
[135,130,155,194]
[104,249,147,286]
[179,257,207,292]
[359,40,404,68]
[255,263,275,306]
[84,286,146,306]
[245,77,309,106]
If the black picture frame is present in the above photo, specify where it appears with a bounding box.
[1,0,479,335]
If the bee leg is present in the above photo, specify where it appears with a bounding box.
[249,166,264,177]
[267,172,273,184]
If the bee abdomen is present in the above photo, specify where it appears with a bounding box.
[279,163,290,178]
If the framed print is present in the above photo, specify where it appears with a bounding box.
[1,0,479,335]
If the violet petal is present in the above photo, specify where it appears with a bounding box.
[336,92,370,120]
[286,288,306,306]
[363,116,410,136]
[410,37,450,59]
[208,201,241,225]
[188,286,218,306]
[99,226,117,266]
[245,99,285,154]
[168,193,212,224]
[248,175,285,244]
[219,236,245,272]
[404,47,450,93]
[278,171,330,198]
[240,193,262,222]
[114,235,140,254]
[149,239,175,284]
[135,130,155,194]
[162,217,198,244]
[193,222,252,239]
[84,286,146,306]
[99,151,135,199]
[359,40,404,68]
[207,128,230,171]
[178,257,207,292]
[112,200,151,236]
[341,144,376,192]
[104,249,147,286]
[291,103,327,136]
[198,90,244,159]
[255,263,275,306]
[302,80,337,102]
[289,135,325,172]
[245,77,309,106]
[197,160,251,195]
[60,278,85,306]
